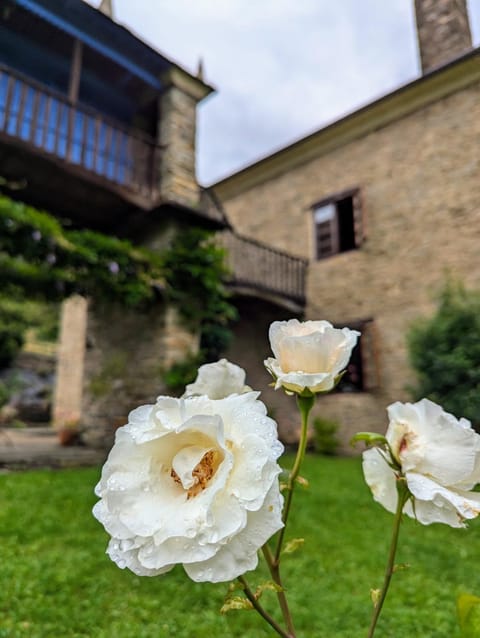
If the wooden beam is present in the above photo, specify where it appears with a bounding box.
[68,39,83,104]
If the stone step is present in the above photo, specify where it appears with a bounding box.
[0,426,106,471]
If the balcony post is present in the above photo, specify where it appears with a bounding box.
[68,39,83,103]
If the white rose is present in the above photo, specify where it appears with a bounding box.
[183,359,251,399]
[363,398,480,527]
[93,392,284,582]
[264,319,360,394]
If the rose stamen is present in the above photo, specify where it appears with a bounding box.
[170,449,220,499]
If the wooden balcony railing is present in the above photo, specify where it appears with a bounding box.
[219,231,307,305]
[0,64,157,197]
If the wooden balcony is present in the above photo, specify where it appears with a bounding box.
[0,62,162,227]
[219,231,307,309]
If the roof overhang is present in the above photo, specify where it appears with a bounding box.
[11,0,214,100]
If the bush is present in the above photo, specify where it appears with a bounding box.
[407,282,480,428]
[162,353,205,396]
[0,300,27,369]
[0,380,10,408]
[312,416,339,455]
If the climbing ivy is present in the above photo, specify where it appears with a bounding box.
[0,196,236,371]
[0,196,163,307]
[161,227,237,355]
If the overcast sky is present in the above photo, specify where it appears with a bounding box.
[84,0,480,185]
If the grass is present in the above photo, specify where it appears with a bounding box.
[0,456,479,637]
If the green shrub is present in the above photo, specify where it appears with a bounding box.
[0,380,10,408]
[407,281,480,428]
[162,353,205,396]
[0,299,28,368]
[312,416,339,455]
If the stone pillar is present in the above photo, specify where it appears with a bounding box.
[52,295,88,428]
[163,306,199,368]
[414,0,472,74]
[157,67,213,209]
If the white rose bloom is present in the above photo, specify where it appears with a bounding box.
[183,359,251,399]
[363,398,480,527]
[93,392,284,582]
[264,319,360,394]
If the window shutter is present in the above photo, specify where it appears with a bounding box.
[315,208,339,258]
[352,190,363,248]
[360,319,380,390]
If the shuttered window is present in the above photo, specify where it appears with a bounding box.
[336,318,380,393]
[312,189,363,259]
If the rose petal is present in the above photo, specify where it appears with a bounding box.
[387,399,480,486]
[362,448,398,514]
[406,472,480,527]
[184,484,284,583]
[183,359,251,399]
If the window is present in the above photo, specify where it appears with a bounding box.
[336,319,379,393]
[312,189,363,259]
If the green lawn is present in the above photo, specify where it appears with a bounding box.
[0,455,479,637]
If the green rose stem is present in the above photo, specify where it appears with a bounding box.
[237,575,292,638]
[367,478,410,638]
[259,393,315,638]
[262,544,295,638]
[275,393,315,562]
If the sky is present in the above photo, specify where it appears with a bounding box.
[84,0,480,186]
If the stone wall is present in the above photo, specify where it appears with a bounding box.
[217,81,480,451]
[81,302,199,449]
[225,296,300,444]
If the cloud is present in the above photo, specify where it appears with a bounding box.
[83,0,480,184]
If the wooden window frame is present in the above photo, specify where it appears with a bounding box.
[311,187,363,260]
[335,318,380,393]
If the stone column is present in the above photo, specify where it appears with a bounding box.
[414,0,472,74]
[52,295,88,428]
[163,305,199,368]
[157,67,213,209]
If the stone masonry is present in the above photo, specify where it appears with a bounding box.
[157,68,213,209]
[52,295,88,428]
[414,0,472,73]
[79,301,198,449]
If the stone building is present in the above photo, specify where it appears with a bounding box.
[213,0,480,449]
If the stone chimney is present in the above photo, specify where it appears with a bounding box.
[414,0,472,73]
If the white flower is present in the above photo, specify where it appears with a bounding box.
[363,398,480,527]
[93,392,284,582]
[264,319,360,394]
[183,359,251,399]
